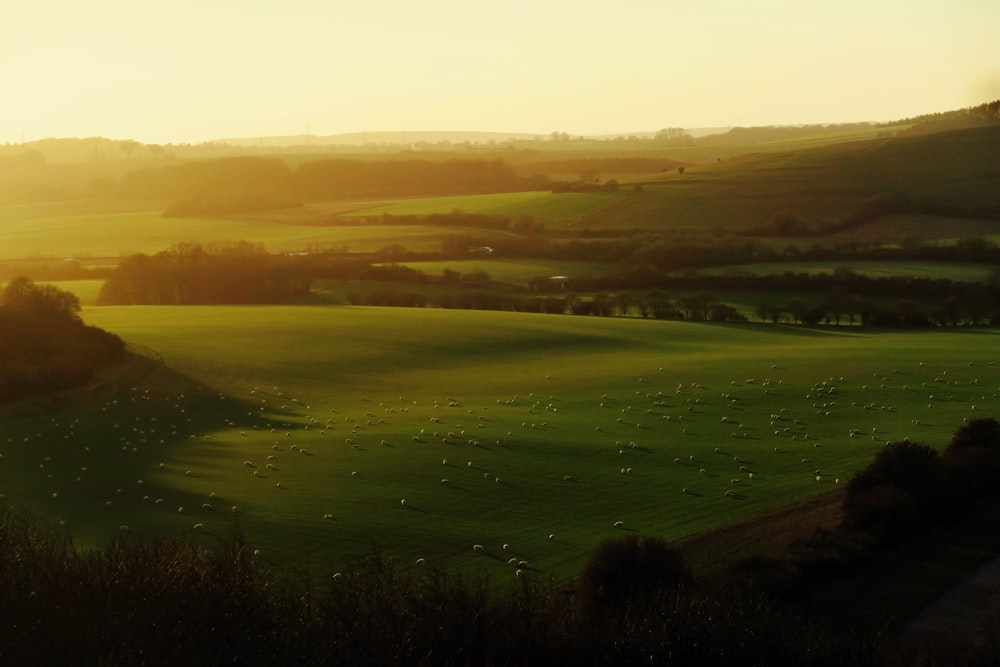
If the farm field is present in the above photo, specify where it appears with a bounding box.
[336,190,625,225]
[0,207,526,259]
[3,305,997,581]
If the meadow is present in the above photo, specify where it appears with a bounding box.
[4,304,996,582]
[3,119,999,592]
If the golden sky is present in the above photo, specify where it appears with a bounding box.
[3,0,998,144]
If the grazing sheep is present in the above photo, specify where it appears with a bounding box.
[614,521,624,528]
[473,544,484,552]
[400,499,407,507]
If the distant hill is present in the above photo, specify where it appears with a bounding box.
[580,124,1000,234]
[216,130,548,148]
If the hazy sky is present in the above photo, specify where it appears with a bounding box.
[3,0,998,144]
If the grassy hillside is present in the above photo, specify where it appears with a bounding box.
[582,125,1000,236]
[3,306,996,580]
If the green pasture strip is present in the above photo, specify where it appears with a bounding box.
[0,198,162,224]
[338,191,625,226]
[0,207,518,258]
[696,261,997,283]
[4,306,999,582]
[761,125,897,148]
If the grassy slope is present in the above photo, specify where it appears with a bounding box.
[3,306,997,582]
[586,125,1000,236]
[3,127,997,262]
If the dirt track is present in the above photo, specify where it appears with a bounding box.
[896,553,1000,650]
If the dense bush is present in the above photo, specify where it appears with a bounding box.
[579,535,691,614]
[842,441,953,544]
[99,242,310,305]
[0,277,124,402]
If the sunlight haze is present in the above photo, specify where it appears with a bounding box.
[3,0,998,144]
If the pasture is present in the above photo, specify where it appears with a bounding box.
[337,191,624,225]
[2,305,997,581]
[0,207,525,259]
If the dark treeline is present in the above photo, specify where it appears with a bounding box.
[740,419,1000,620]
[473,230,1000,273]
[119,156,549,209]
[334,210,545,235]
[96,240,1000,326]
[0,277,124,403]
[4,422,998,663]
[98,242,310,305]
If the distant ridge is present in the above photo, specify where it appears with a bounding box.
[216,130,547,148]
[215,128,734,148]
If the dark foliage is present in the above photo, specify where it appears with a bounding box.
[842,441,952,544]
[942,418,1000,507]
[99,241,310,305]
[0,277,124,403]
[945,418,1000,455]
[0,506,893,666]
[579,535,691,614]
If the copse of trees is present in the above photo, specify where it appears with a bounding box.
[0,277,124,402]
[840,419,1000,549]
[98,241,310,305]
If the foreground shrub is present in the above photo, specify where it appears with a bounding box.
[579,534,691,615]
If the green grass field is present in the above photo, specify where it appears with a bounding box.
[0,207,527,259]
[337,191,626,226]
[3,305,997,582]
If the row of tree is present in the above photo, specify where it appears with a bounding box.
[98,242,310,305]
[345,288,749,322]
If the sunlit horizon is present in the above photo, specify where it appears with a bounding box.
[3,0,998,145]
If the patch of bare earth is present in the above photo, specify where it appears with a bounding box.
[673,489,845,580]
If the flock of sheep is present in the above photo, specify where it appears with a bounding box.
[2,357,995,577]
